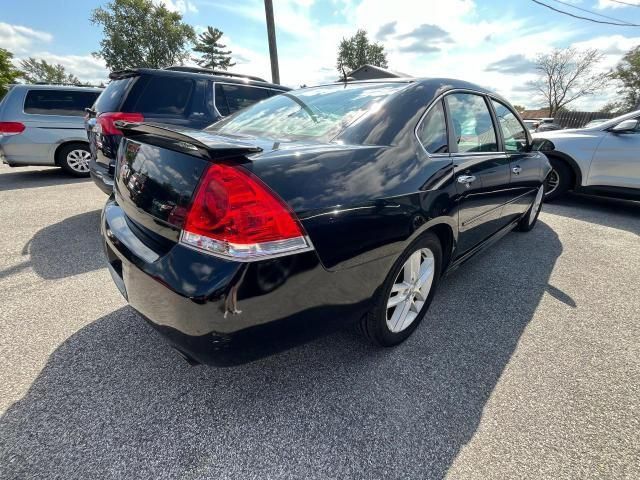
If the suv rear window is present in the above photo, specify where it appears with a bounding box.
[95,78,133,112]
[24,89,100,116]
[214,84,274,116]
[133,76,195,116]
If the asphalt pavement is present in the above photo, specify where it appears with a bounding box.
[0,165,638,479]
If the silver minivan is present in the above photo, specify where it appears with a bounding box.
[0,84,102,177]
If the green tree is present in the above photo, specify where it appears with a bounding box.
[0,48,22,98]
[91,0,195,70]
[610,45,640,112]
[336,29,388,74]
[512,104,526,113]
[193,27,235,70]
[19,58,81,85]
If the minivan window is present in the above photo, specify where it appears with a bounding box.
[95,78,132,112]
[134,76,195,116]
[491,99,528,152]
[214,84,273,116]
[24,89,100,116]
[208,82,407,140]
[445,93,498,153]
[417,100,448,154]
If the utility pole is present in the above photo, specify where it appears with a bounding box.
[264,0,280,84]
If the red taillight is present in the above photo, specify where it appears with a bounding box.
[97,112,144,135]
[181,163,311,260]
[0,122,25,136]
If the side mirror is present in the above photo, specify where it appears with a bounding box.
[530,138,555,152]
[610,119,638,133]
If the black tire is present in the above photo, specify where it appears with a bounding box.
[544,156,572,202]
[515,185,544,232]
[57,143,91,178]
[360,232,442,347]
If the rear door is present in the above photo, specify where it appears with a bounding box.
[446,92,511,256]
[588,119,640,189]
[489,98,540,223]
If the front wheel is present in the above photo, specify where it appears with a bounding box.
[515,184,544,232]
[360,232,442,346]
[57,143,91,177]
[544,157,572,201]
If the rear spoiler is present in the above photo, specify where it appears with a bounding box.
[115,122,263,160]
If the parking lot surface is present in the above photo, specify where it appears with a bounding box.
[0,164,638,479]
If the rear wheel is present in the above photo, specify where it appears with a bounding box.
[57,143,91,177]
[360,232,442,346]
[544,157,572,201]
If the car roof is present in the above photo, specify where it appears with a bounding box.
[8,84,103,92]
[110,67,290,91]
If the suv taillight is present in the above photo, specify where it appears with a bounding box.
[97,112,144,135]
[0,122,25,136]
[180,163,312,261]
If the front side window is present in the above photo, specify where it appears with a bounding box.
[24,90,100,116]
[491,99,528,152]
[214,84,273,116]
[417,100,448,154]
[445,93,497,153]
[208,82,407,140]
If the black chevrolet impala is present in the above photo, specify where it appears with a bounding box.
[102,78,551,364]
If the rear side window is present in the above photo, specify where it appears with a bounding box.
[445,93,497,153]
[134,76,195,116]
[214,84,272,116]
[24,90,100,116]
[95,78,133,112]
[417,100,448,154]
[491,99,528,152]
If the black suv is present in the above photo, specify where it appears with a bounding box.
[86,66,290,194]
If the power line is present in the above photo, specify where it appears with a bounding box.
[548,0,636,25]
[531,0,640,26]
[608,0,640,8]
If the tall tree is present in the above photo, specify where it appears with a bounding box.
[534,48,609,116]
[610,45,640,112]
[193,27,235,70]
[91,0,195,70]
[19,58,81,85]
[0,48,22,98]
[336,29,388,74]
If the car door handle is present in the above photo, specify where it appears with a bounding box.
[457,175,476,184]
[512,166,522,175]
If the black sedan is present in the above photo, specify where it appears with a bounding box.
[102,78,551,364]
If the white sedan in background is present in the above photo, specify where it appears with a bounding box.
[533,110,640,201]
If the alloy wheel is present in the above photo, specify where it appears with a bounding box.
[386,248,435,333]
[66,149,91,173]
[545,169,559,196]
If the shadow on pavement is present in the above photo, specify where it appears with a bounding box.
[0,168,90,193]
[0,210,103,281]
[545,193,640,236]
[0,222,562,479]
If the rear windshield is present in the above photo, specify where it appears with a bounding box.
[207,82,408,140]
[24,89,100,116]
[214,84,281,116]
[95,78,133,112]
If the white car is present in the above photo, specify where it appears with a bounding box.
[533,110,640,201]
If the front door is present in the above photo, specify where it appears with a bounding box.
[589,120,640,190]
[446,92,511,256]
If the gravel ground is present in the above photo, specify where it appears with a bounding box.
[0,164,638,480]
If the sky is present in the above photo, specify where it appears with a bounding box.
[2,0,640,109]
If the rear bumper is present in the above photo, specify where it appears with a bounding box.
[90,158,115,194]
[101,198,376,365]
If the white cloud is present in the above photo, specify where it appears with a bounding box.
[153,0,198,14]
[596,0,640,9]
[17,52,109,85]
[0,22,52,54]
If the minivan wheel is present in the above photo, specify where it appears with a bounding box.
[360,232,442,347]
[544,157,572,201]
[57,143,91,177]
